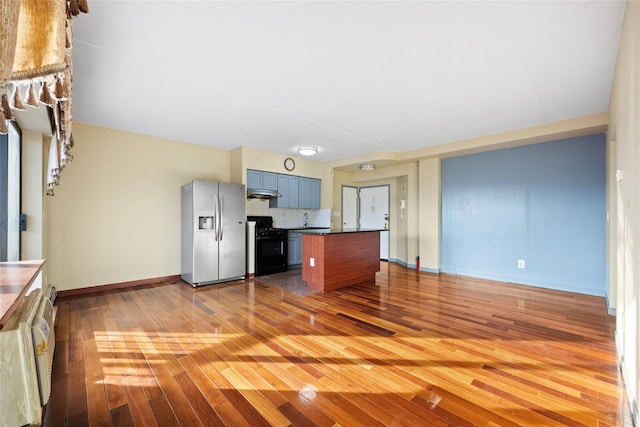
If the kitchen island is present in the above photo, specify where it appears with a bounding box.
[301,228,382,292]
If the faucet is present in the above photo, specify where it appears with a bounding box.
[303,212,309,228]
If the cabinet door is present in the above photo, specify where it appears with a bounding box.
[270,174,289,208]
[309,179,321,209]
[287,232,302,265]
[294,235,302,264]
[280,174,290,207]
[287,236,297,265]
[247,169,262,188]
[288,176,299,208]
[262,172,278,190]
[298,177,310,209]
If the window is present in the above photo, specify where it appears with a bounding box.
[0,121,21,261]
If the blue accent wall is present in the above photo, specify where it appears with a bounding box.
[441,134,606,296]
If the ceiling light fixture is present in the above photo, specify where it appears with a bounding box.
[297,146,318,156]
[360,164,375,171]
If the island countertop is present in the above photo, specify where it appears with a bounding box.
[0,260,46,330]
[297,228,384,235]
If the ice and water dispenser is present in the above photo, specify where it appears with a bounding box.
[198,216,215,230]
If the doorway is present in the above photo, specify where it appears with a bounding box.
[341,186,358,229]
[341,184,389,260]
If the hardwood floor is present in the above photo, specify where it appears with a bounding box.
[44,263,632,426]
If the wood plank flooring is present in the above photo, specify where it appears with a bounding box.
[44,263,633,426]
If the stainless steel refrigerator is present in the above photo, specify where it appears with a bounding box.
[181,180,246,286]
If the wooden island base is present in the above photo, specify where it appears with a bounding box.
[301,230,381,292]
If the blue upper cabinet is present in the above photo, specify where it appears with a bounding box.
[270,174,294,208]
[298,177,320,209]
[262,172,278,190]
[249,169,319,209]
[309,178,320,209]
[247,169,278,191]
[298,177,310,208]
[288,176,299,208]
[287,232,303,265]
[277,174,289,207]
[298,177,321,209]
[247,169,262,189]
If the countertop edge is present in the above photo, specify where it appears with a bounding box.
[0,260,46,330]
[277,227,331,231]
[299,228,385,235]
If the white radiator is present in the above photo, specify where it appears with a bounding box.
[0,287,56,426]
[31,291,55,406]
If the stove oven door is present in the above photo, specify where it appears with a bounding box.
[255,235,288,276]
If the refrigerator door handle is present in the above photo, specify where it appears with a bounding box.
[218,194,224,241]
[213,195,219,241]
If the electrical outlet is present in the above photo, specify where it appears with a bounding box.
[310,257,315,267]
[517,259,525,269]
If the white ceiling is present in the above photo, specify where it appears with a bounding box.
[71,1,626,164]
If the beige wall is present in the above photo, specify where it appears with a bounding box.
[418,158,440,272]
[21,130,45,262]
[330,169,355,228]
[47,123,231,290]
[608,0,639,418]
[395,175,409,264]
[229,146,243,184]
[21,130,49,290]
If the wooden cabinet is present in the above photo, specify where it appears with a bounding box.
[287,232,302,266]
[302,231,381,292]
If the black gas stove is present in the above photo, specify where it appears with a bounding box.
[249,216,288,239]
[248,216,288,276]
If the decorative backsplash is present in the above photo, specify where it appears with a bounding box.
[246,199,330,228]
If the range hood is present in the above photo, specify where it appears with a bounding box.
[246,188,281,199]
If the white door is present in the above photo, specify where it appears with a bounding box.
[359,185,389,260]
[341,186,358,229]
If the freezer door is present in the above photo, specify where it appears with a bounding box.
[192,180,219,283]
[218,182,246,280]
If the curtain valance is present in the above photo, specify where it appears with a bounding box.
[1,0,88,195]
